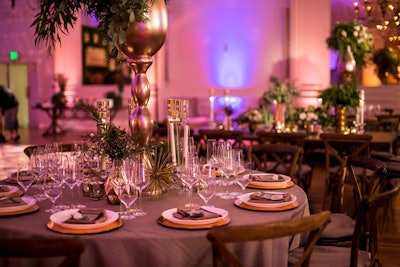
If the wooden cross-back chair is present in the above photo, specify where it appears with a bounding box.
[317,156,387,247]
[256,131,312,192]
[290,179,400,267]
[197,129,244,157]
[207,211,331,267]
[0,236,85,267]
[319,133,372,213]
[248,143,303,181]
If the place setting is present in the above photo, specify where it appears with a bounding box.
[0,195,39,216]
[246,173,294,190]
[234,190,299,211]
[47,207,123,234]
[157,205,230,230]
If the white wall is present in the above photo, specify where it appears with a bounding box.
[0,0,335,131]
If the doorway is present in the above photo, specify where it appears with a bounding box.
[0,63,29,128]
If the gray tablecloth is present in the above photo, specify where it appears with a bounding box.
[0,182,309,267]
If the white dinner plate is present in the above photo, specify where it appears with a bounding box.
[237,192,297,208]
[0,196,36,213]
[0,185,19,197]
[162,206,228,225]
[50,209,119,230]
[247,173,291,187]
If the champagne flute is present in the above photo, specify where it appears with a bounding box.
[30,148,48,201]
[62,155,78,208]
[133,153,150,216]
[16,162,33,197]
[180,154,200,207]
[43,181,62,213]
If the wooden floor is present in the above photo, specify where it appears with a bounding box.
[1,126,400,266]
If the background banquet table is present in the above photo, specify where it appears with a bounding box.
[0,178,309,267]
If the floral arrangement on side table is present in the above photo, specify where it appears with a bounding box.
[326,21,373,69]
[260,76,300,105]
[235,107,270,133]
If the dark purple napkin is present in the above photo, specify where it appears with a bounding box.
[173,207,222,220]
[248,192,291,204]
[0,197,26,207]
[63,208,107,224]
[252,174,285,182]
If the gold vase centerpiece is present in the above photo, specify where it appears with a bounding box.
[119,0,168,145]
[319,82,360,134]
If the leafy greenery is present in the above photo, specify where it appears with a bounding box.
[77,100,142,160]
[373,47,400,83]
[31,0,167,54]
[319,81,360,108]
[261,76,300,104]
[326,21,373,68]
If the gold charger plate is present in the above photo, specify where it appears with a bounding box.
[234,199,299,211]
[247,180,294,190]
[157,216,231,229]
[47,219,123,235]
[0,204,39,217]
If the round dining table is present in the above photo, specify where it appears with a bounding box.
[0,177,309,267]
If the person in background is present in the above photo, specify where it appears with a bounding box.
[0,85,20,142]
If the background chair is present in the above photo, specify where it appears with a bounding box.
[319,133,372,213]
[197,129,244,157]
[23,143,75,158]
[207,211,331,267]
[256,131,312,192]
[249,143,302,184]
[0,236,85,267]
[290,179,400,267]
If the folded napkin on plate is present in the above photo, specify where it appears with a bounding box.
[173,207,222,220]
[248,192,291,203]
[0,197,26,207]
[63,208,107,224]
[252,174,285,182]
[0,185,9,193]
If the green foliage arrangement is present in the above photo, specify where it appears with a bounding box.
[261,76,300,105]
[31,0,168,54]
[77,100,141,160]
[319,81,360,108]
[372,47,400,83]
[326,21,373,68]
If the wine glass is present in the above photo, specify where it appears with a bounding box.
[43,181,62,213]
[236,161,252,193]
[115,160,138,220]
[16,162,33,197]
[197,170,216,206]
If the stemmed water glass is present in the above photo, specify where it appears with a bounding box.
[30,148,48,201]
[197,160,216,206]
[43,180,62,213]
[62,155,78,208]
[180,154,200,207]
[133,153,150,216]
[16,162,33,197]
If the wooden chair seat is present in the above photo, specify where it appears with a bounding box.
[290,179,400,267]
[207,211,331,267]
